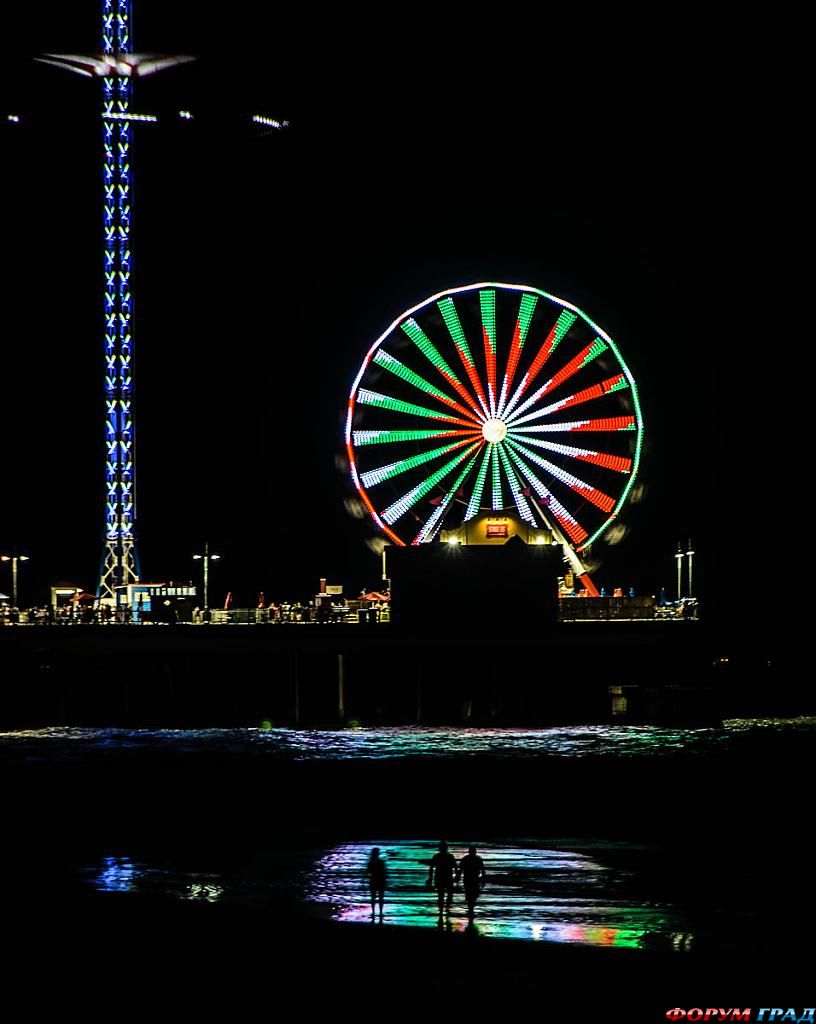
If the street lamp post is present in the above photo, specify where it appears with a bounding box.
[192,543,220,612]
[686,539,695,599]
[675,544,684,601]
[0,554,30,608]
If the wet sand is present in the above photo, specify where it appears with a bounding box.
[6,887,812,1015]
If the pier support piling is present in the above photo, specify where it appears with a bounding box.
[337,653,345,723]
[293,650,300,726]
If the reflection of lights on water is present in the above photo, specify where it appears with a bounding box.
[528,922,646,948]
[242,724,743,761]
[96,856,138,892]
[3,719,816,763]
[186,882,223,903]
[89,857,225,904]
[304,841,693,950]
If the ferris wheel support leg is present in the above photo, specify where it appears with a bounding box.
[578,572,600,597]
[527,492,598,593]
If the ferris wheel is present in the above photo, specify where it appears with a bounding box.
[345,283,643,590]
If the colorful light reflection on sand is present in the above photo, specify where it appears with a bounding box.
[89,857,225,903]
[304,841,693,950]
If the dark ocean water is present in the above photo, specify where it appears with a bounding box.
[3,718,814,959]
[3,716,814,761]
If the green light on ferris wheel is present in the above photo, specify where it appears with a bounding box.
[516,292,538,348]
[480,289,496,353]
[373,349,455,404]
[437,296,475,366]
[465,443,493,521]
[381,442,479,525]
[400,317,463,389]
[361,437,474,488]
[353,429,473,446]
[356,388,472,426]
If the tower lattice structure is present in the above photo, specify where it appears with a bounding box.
[98,0,138,600]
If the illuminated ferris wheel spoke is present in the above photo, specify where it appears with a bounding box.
[372,349,482,423]
[497,292,538,418]
[361,437,478,488]
[502,309,577,420]
[480,289,498,417]
[506,337,609,425]
[507,373,629,428]
[413,451,480,544]
[496,443,536,523]
[400,317,484,420]
[356,388,477,428]
[437,296,490,416]
[490,443,503,510]
[352,428,479,447]
[504,445,589,546]
[506,437,616,513]
[380,441,481,525]
[504,434,633,474]
[464,443,494,521]
[515,415,636,433]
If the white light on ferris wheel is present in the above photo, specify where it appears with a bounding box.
[482,419,507,443]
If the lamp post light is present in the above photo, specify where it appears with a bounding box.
[192,543,220,612]
[380,542,391,593]
[675,544,684,601]
[0,554,30,608]
[686,539,695,599]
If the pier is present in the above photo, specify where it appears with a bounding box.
[0,617,783,730]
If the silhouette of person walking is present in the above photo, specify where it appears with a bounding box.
[427,840,457,918]
[365,847,386,920]
[457,845,486,919]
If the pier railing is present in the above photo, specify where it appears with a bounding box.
[1,597,699,626]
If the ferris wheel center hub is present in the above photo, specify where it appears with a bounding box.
[482,418,508,443]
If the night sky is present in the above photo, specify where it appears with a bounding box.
[1,7,785,633]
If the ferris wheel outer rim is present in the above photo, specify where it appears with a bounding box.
[345,282,644,550]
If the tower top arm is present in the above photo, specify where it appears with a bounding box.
[37,53,195,78]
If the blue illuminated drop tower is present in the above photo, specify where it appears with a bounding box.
[39,3,192,602]
[99,0,138,601]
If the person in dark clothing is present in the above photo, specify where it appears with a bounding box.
[457,845,486,919]
[427,840,457,918]
[365,847,386,920]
